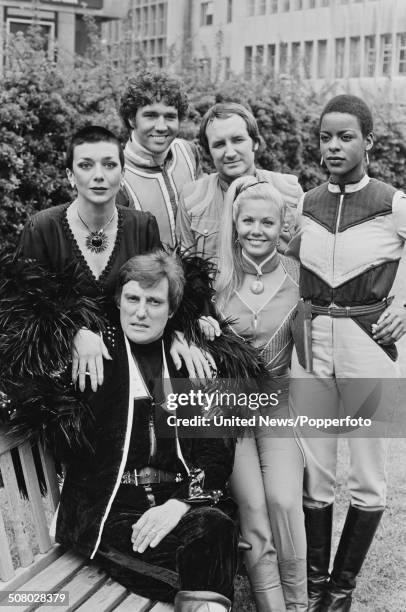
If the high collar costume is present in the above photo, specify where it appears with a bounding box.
[118,136,201,247]
[289,174,406,611]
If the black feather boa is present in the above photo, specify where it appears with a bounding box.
[2,374,95,463]
[0,251,104,455]
[0,252,105,379]
[0,246,270,453]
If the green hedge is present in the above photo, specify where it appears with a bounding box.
[1,29,405,249]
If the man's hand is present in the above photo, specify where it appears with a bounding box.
[131,499,190,553]
[198,316,221,341]
[372,304,406,345]
[170,331,217,379]
[72,329,112,392]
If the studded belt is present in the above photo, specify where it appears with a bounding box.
[121,467,183,486]
[311,300,388,318]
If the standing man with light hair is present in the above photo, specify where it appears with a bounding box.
[176,102,303,263]
[118,71,201,246]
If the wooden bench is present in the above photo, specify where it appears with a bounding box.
[0,427,173,612]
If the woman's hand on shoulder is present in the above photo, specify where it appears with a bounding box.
[72,329,112,392]
[198,316,222,341]
[170,330,217,380]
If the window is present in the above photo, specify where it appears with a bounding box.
[267,43,276,75]
[158,3,165,35]
[364,35,376,76]
[227,0,233,22]
[381,34,392,75]
[349,37,360,77]
[200,1,213,26]
[133,8,141,36]
[256,45,264,74]
[142,6,148,36]
[280,42,288,73]
[270,0,278,12]
[397,32,406,74]
[199,57,212,79]
[309,0,316,7]
[291,42,301,71]
[293,0,303,9]
[6,18,55,56]
[150,4,156,36]
[247,0,255,16]
[258,0,267,15]
[224,56,231,79]
[320,0,330,6]
[317,39,327,78]
[304,40,313,78]
[245,46,253,79]
[282,0,290,11]
[335,38,345,78]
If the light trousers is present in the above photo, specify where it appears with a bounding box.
[230,396,307,611]
[290,316,398,508]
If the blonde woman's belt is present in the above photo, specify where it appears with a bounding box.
[121,467,183,486]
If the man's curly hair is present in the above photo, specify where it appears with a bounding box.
[119,71,190,130]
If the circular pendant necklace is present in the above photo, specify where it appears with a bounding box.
[250,274,264,294]
[77,208,116,253]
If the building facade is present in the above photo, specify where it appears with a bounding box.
[0,0,128,60]
[112,0,406,98]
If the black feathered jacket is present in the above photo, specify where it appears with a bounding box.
[55,328,235,559]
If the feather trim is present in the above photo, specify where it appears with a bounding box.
[0,252,105,379]
[3,373,95,463]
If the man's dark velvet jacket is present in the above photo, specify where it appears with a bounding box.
[55,328,235,559]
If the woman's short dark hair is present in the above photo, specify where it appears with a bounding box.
[199,102,261,155]
[119,71,190,131]
[320,95,374,137]
[116,249,185,314]
[66,126,124,170]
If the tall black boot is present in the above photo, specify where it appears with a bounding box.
[323,505,384,612]
[304,503,333,612]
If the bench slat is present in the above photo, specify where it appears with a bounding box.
[36,564,108,612]
[149,603,174,611]
[112,592,154,612]
[38,446,60,513]
[7,551,86,612]
[0,547,64,597]
[74,577,127,612]
[0,507,14,581]
[19,443,52,553]
[0,451,34,568]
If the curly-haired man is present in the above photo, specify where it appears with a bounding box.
[117,71,201,246]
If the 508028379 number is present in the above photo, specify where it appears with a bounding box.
[4,591,68,606]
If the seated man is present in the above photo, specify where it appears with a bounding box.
[55,250,238,612]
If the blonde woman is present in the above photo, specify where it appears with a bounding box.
[214,176,307,611]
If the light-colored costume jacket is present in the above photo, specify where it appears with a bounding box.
[176,170,303,263]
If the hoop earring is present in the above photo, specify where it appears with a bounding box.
[365,151,370,165]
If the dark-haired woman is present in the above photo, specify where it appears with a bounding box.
[289,94,406,611]
[19,126,213,391]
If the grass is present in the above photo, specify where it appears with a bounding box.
[233,437,406,612]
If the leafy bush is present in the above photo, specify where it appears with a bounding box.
[1,25,405,250]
